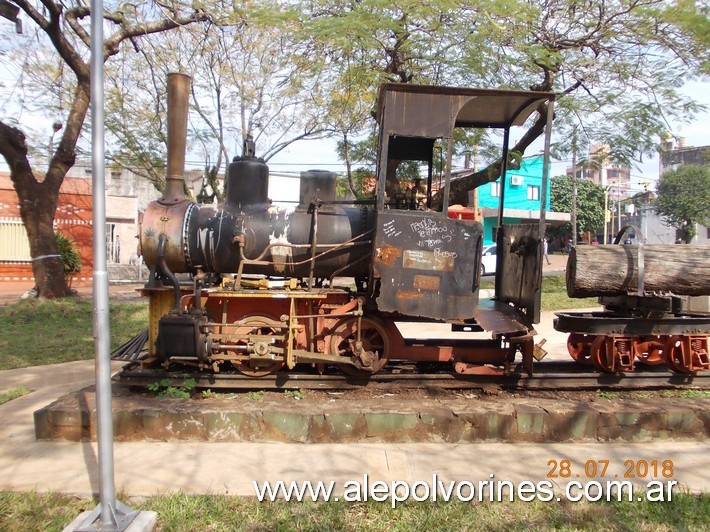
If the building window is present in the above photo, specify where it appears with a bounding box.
[0,221,32,261]
[527,185,540,201]
[490,181,500,197]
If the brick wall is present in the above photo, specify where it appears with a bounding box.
[0,173,94,286]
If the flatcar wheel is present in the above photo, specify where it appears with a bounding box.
[228,315,285,377]
[591,336,636,373]
[664,336,690,373]
[663,335,710,374]
[633,335,668,366]
[331,317,390,377]
[567,333,594,365]
[590,336,613,373]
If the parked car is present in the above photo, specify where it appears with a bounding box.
[481,244,497,275]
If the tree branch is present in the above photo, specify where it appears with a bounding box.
[104,10,209,58]
[0,121,33,178]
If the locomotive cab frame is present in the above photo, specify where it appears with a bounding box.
[371,83,555,326]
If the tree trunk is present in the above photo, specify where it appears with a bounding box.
[19,175,71,298]
[567,244,710,298]
[0,123,74,298]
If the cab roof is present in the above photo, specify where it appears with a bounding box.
[376,83,555,136]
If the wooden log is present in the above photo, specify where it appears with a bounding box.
[566,244,710,298]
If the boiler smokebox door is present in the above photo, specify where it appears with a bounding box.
[372,211,482,320]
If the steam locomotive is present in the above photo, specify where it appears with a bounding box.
[138,74,556,377]
[138,75,710,378]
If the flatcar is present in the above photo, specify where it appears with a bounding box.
[554,233,710,374]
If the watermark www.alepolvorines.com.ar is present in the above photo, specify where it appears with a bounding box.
[253,474,678,508]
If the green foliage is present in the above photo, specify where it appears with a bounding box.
[147,377,197,398]
[244,390,265,401]
[550,175,606,237]
[336,168,376,200]
[655,164,710,243]
[54,232,81,279]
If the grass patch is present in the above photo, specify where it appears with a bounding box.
[0,298,148,370]
[539,275,598,312]
[482,274,598,312]
[0,492,708,531]
[0,386,31,405]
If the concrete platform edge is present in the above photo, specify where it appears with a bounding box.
[35,388,710,444]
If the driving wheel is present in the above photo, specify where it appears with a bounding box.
[225,314,285,377]
[331,317,390,377]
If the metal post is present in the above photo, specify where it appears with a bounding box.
[441,138,453,215]
[76,0,139,529]
[538,99,554,243]
[494,128,511,296]
[603,185,612,245]
[496,128,511,230]
[89,0,116,523]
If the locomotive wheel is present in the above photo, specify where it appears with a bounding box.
[227,314,285,377]
[331,317,390,377]
[633,336,668,366]
[567,333,594,365]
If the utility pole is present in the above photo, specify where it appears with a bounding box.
[571,130,578,246]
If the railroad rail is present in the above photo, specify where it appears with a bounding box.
[114,361,709,392]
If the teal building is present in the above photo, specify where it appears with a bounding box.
[476,157,566,244]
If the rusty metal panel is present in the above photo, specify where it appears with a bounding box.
[495,225,543,325]
[373,211,482,320]
[382,91,465,138]
[413,275,440,291]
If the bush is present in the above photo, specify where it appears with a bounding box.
[54,232,81,282]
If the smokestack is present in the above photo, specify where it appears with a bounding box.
[160,73,191,204]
